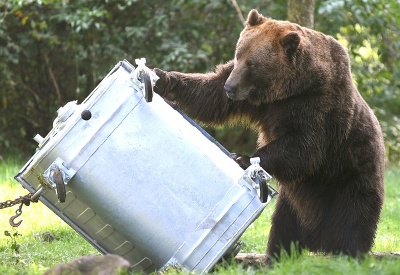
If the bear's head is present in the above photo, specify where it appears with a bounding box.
[224,9,350,104]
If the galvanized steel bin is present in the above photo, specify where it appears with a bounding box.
[15,59,275,274]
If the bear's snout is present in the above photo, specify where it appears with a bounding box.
[224,82,237,98]
[225,80,251,101]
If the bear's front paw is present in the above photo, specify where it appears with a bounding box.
[153,68,168,96]
[231,153,251,169]
[153,68,176,100]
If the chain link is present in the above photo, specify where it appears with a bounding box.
[0,192,37,210]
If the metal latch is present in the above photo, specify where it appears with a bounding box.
[130,58,159,102]
[243,157,278,203]
[53,100,78,127]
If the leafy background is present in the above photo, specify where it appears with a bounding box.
[0,0,399,162]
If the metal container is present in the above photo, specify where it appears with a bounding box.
[15,59,276,274]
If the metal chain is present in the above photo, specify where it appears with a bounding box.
[0,192,37,209]
[0,191,40,227]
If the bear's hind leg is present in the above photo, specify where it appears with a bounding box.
[267,194,304,260]
[302,196,381,257]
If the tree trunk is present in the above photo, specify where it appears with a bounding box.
[287,0,315,28]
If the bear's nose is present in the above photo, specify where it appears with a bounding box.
[224,83,236,96]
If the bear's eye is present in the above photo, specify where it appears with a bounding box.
[246,61,257,68]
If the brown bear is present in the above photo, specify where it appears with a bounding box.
[153,9,385,261]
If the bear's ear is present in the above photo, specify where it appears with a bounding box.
[281,32,301,57]
[246,9,265,26]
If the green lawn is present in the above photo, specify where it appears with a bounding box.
[1,160,399,274]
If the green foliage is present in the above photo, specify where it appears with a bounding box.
[4,229,22,264]
[0,0,263,156]
[317,0,400,162]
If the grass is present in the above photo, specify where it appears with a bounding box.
[1,159,399,274]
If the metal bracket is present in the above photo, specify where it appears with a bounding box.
[42,158,76,202]
[242,157,278,203]
[130,57,159,102]
[43,158,76,188]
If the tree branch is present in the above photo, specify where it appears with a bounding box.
[230,0,245,26]
[44,55,62,106]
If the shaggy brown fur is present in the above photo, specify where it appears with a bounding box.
[153,9,385,260]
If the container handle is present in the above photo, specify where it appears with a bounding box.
[134,58,159,103]
[141,70,153,102]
